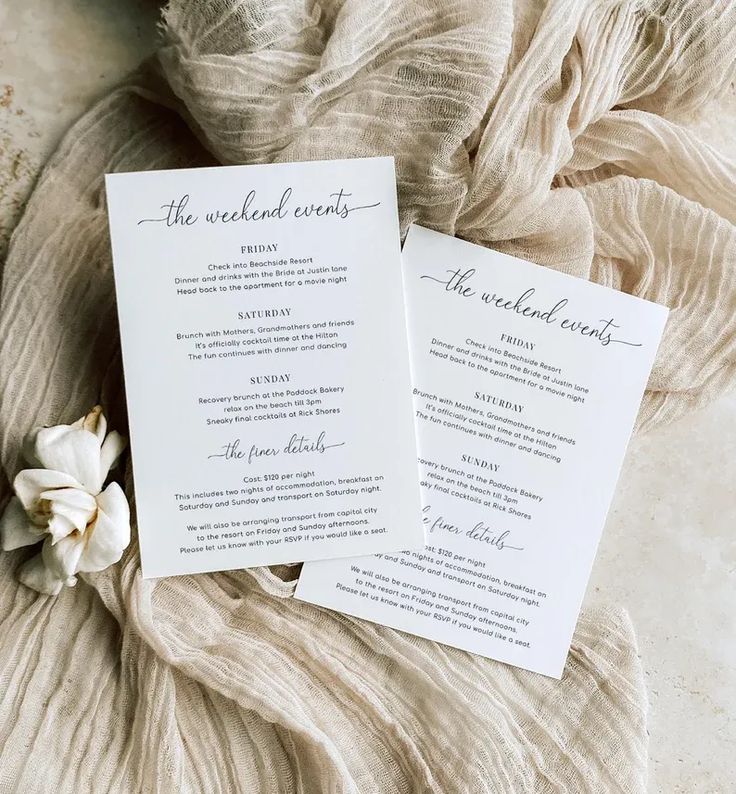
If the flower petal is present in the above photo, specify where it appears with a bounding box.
[42,532,85,579]
[46,513,78,544]
[78,481,130,573]
[14,469,84,513]
[74,405,107,444]
[32,425,103,493]
[40,487,97,533]
[99,431,127,482]
[18,550,72,595]
[0,497,44,550]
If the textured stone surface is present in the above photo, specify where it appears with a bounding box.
[0,1,734,791]
[590,392,736,793]
[0,0,159,259]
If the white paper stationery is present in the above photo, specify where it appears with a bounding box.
[105,158,423,578]
[296,224,668,678]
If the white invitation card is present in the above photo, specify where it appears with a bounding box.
[296,225,668,678]
[105,158,423,578]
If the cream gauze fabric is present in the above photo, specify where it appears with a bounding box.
[1,0,734,791]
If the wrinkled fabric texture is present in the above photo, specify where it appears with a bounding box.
[1,0,735,791]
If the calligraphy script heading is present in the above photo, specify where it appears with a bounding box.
[136,188,380,228]
[421,267,643,349]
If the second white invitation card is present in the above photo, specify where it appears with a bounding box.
[297,224,668,678]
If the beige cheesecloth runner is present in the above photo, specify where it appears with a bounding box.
[1,0,735,791]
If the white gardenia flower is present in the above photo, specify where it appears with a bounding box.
[0,406,130,595]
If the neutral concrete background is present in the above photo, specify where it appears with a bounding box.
[1,1,734,791]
